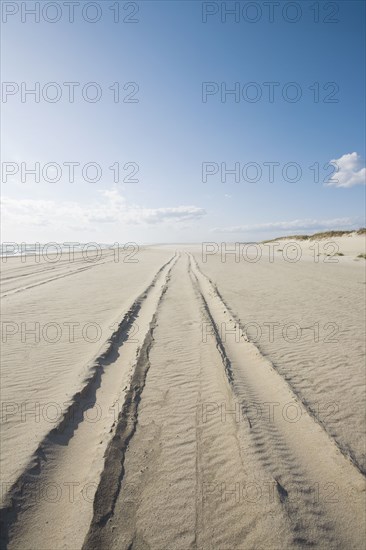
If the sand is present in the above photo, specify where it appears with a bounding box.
[0,248,173,498]
[193,234,366,474]
[0,236,365,549]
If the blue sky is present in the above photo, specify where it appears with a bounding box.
[1,0,365,243]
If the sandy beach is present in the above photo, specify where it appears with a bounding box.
[2,0,365,546]
[0,234,365,549]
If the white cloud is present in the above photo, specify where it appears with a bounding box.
[1,189,206,232]
[326,152,366,188]
[212,217,358,233]
[131,205,206,225]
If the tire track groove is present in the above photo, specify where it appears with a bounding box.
[188,253,365,549]
[0,254,177,550]
[82,258,176,549]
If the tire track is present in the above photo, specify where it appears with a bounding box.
[193,258,366,476]
[3,252,364,549]
[84,263,174,540]
[1,256,118,298]
[189,253,366,549]
[189,256,330,546]
[0,253,178,550]
[82,255,290,549]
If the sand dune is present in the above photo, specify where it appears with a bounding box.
[0,238,365,549]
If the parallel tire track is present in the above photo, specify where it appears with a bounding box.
[188,253,366,549]
[0,254,177,550]
[2,253,365,549]
[82,265,174,548]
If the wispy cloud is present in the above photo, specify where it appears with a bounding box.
[1,189,206,231]
[212,217,359,233]
[326,152,366,188]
